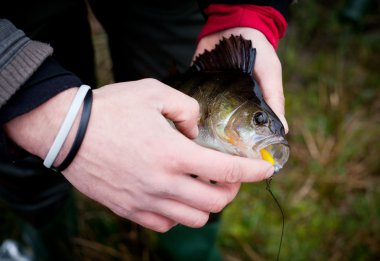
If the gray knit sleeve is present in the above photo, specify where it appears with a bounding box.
[0,19,53,108]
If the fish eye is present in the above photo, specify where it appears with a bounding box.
[253,111,268,125]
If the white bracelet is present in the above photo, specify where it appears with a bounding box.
[43,85,91,168]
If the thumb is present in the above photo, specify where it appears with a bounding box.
[159,84,200,139]
[253,51,289,134]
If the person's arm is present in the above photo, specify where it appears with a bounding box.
[0,19,82,159]
[1,20,274,232]
[4,80,274,232]
[195,1,290,133]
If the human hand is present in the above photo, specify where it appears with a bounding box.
[4,79,274,232]
[194,27,289,133]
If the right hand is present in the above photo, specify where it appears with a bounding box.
[4,79,274,232]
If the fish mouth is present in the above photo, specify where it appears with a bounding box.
[254,137,290,173]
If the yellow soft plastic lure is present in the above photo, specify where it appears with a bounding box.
[260,148,275,165]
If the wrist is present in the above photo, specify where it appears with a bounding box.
[3,87,80,164]
[197,4,288,50]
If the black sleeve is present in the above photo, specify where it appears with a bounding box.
[0,57,81,124]
[198,0,291,21]
[0,57,82,159]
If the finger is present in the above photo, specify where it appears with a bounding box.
[175,178,241,213]
[158,84,200,139]
[147,197,210,228]
[192,35,220,62]
[129,210,177,233]
[151,175,240,213]
[254,70,288,134]
[254,49,289,133]
[179,142,274,183]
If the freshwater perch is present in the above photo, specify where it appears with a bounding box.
[166,35,290,173]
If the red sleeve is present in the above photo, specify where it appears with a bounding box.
[197,4,288,50]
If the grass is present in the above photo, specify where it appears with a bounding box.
[1,1,379,260]
[218,1,380,260]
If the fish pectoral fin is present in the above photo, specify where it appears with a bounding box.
[224,128,241,146]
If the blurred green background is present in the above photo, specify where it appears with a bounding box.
[221,0,380,260]
[1,0,379,260]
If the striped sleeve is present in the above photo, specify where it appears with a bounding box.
[0,19,53,108]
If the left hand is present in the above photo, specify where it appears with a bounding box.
[194,27,289,134]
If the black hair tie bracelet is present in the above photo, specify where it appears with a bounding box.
[55,88,93,172]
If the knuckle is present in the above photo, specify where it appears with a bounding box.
[165,152,184,171]
[180,97,200,122]
[208,196,227,213]
[223,161,243,183]
[148,175,175,198]
[189,213,209,228]
[155,221,176,233]
[111,207,126,218]
[144,78,160,85]
[157,185,176,199]
[189,98,200,114]
[110,203,134,219]
[259,170,269,181]
[225,185,240,204]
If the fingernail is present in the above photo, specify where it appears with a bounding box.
[265,165,275,179]
[278,114,289,134]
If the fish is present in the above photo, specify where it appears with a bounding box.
[166,35,290,173]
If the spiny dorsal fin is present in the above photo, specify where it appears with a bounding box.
[191,35,256,75]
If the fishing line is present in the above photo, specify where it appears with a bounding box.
[266,177,285,261]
